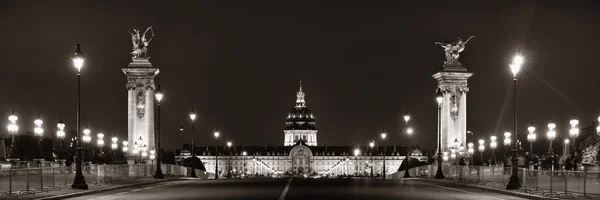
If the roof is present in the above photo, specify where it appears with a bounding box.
[284,81,317,130]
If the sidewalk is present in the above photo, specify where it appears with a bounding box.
[12,179,175,200]
[411,178,559,200]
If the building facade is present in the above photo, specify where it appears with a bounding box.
[178,82,427,177]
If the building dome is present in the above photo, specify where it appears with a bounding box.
[285,81,317,130]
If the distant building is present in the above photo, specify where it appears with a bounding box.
[177,82,427,177]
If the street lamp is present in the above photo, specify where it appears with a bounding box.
[403,109,411,178]
[434,88,445,179]
[354,148,360,176]
[369,141,374,178]
[503,131,511,156]
[7,111,19,160]
[122,141,129,153]
[97,133,105,155]
[71,44,88,189]
[82,127,91,144]
[507,54,524,190]
[569,119,579,156]
[527,125,536,154]
[189,107,197,178]
[478,139,485,165]
[564,139,570,156]
[227,141,232,178]
[111,136,118,160]
[490,136,497,165]
[56,119,67,159]
[380,128,387,179]
[154,85,164,179]
[467,142,474,165]
[242,151,247,176]
[214,127,220,179]
[34,117,44,159]
[57,119,66,140]
[547,122,557,171]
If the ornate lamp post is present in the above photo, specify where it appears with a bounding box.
[214,127,220,179]
[97,132,105,155]
[527,125,536,152]
[122,141,129,153]
[503,131,512,156]
[568,119,579,157]
[490,136,498,165]
[189,107,197,178]
[7,111,19,161]
[434,88,445,179]
[82,127,91,163]
[57,119,66,146]
[563,139,570,157]
[369,141,374,178]
[132,141,139,163]
[150,148,156,165]
[34,117,44,159]
[55,119,66,161]
[547,122,557,171]
[467,142,474,165]
[141,144,148,163]
[354,148,360,176]
[71,44,88,189]
[478,139,485,165]
[154,85,164,178]
[111,136,118,160]
[242,151,247,176]
[227,141,232,178]
[403,109,411,178]
[507,54,524,189]
[380,129,387,179]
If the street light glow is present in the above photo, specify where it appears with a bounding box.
[72,44,85,72]
[510,54,524,77]
[564,139,569,144]
[403,109,410,122]
[57,119,66,139]
[34,118,44,137]
[436,88,443,105]
[406,127,413,135]
[189,107,197,121]
[369,141,374,148]
[155,85,163,103]
[227,141,232,147]
[478,139,485,145]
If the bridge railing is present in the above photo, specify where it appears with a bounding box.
[395,165,600,199]
[0,162,206,199]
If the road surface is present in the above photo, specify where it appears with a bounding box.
[64,178,528,200]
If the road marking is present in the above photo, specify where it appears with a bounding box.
[278,177,293,200]
[416,181,506,200]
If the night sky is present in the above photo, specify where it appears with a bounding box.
[1,1,599,152]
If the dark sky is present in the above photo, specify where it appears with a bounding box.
[1,1,599,152]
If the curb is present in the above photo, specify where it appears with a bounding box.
[34,179,177,200]
[411,178,557,200]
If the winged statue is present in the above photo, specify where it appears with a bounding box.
[435,36,474,65]
[129,26,155,59]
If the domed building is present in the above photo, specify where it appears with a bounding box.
[177,81,428,178]
[284,81,318,146]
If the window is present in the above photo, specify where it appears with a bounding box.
[303,135,307,141]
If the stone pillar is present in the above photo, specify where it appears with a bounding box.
[122,59,159,158]
[432,63,473,152]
